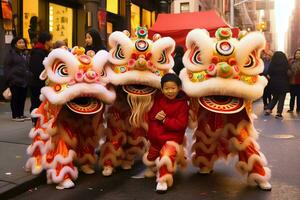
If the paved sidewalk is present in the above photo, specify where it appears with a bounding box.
[0,100,45,199]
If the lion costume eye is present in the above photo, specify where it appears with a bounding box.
[244,54,256,68]
[158,50,168,64]
[53,62,68,77]
[189,46,202,65]
[114,44,125,60]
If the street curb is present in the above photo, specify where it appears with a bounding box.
[0,172,46,199]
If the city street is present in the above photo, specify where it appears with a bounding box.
[0,97,299,200]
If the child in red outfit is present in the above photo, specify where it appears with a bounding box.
[143,73,189,193]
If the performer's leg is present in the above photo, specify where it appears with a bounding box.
[231,127,271,191]
[43,138,78,190]
[156,141,186,192]
[99,128,126,176]
[122,128,146,170]
[192,125,221,174]
[143,145,159,178]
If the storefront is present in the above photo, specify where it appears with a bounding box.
[14,0,85,48]
[106,0,159,37]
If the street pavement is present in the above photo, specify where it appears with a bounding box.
[1,97,300,200]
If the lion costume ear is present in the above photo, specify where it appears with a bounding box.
[183,29,214,72]
[108,31,134,65]
[235,32,266,75]
[150,37,175,71]
[39,69,47,80]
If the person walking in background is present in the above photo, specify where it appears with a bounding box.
[4,36,31,122]
[28,32,53,124]
[287,48,300,113]
[261,50,273,110]
[265,51,290,119]
[172,45,185,75]
[85,29,106,53]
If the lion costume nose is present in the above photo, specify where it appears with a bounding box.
[216,62,234,78]
[75,70,99,83]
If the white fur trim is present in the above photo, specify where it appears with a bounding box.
[92,50,109,72]
[76,153,96,165]
[236,32,266,75]
[127,136,146,146]
[165,141,187,169]
[29,127,49,140]
[143,151,156,166]
[180,68,267,101]
[247,167,271,186]
[40,83,116,105]
[124,146,145,159]
[99,143,124,167]
[157,174,173,187]
[25,157,44,175]
[235,152,268,175]
[42,149,76,169]
[106,66,161,89]
[31,108,50,129]
[192,141,217,154]
[27,140,50,155]
[229,137,256,152]
[47,166,78,184]
[192,153,218,169]
[150,37,175,70]
[183,29,214,71]
[108,31,134,65]
[156,156,175,173]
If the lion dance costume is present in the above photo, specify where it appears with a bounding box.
[25,47,116,189]
[99,27,176,176]
[180,28,271,190]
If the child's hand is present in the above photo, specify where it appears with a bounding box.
[155,110,166,121]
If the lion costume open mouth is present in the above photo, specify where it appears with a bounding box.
[122,84,157,96]
[66,97,104,114]
[198,95,245,114]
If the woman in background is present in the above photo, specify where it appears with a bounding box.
[4,36,31,122]
[85,29,106,53]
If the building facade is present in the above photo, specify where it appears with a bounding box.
[0,0,171,94]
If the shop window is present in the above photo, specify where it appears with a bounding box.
[23,0,39,48]
[142,9,151,29]
[49,3,73,47]
[131,4,140,36]
[107,22,113,35]
[107,0,118,14]
[151,11,156,26]
[180,2,190,13]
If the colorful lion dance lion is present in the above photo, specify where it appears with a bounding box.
[99,27,176,176]
[180,28,271,190]
[26,47,116,189]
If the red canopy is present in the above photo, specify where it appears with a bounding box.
[148,10,239,48]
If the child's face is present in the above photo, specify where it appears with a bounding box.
[162,81,180,100]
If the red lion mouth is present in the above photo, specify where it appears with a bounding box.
[198,96,245,114]
[66,97,103,114]
[122,85,157,96]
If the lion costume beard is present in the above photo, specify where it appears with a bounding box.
[127,93,154,130]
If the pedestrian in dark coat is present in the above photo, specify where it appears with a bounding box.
[4,36,31,121]
[28,32,53,114]
[172,45,185,75]
[265,51,290,118]
[287,48,300,113]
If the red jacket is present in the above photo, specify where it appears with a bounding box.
[147,91,189,148]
